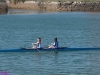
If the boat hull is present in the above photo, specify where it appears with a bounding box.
[0,47,100,52]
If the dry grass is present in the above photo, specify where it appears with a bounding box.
[36,0,100,2]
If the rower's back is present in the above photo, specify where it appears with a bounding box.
[54,38,58,48]
[37,38,41,48]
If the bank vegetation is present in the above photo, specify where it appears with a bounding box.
[7,0,100,12]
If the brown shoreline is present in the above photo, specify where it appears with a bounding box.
[7,1,100,12]
[0,2,8,14]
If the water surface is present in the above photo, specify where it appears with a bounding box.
[0,10,100,75]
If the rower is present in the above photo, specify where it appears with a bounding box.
[49,38,58,48]
[32,38,41,48]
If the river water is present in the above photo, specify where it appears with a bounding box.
[0,10,100,75]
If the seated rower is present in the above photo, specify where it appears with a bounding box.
[49,38,58,48]
[32,38,41,48]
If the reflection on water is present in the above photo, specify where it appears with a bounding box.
[8,9,55,14]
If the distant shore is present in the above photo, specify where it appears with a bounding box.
[0,2,8,14]
[7,1,100,12]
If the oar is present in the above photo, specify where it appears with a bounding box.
[36,48,40,52]
[31,43,40,52]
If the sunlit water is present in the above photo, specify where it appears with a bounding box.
[0,10,100,75]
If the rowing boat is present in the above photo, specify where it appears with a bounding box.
[0,47,100,52]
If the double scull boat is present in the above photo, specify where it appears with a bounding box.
[0,47,100,52]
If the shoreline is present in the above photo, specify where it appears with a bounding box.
[0,2,8,14]
[7,1,100,12]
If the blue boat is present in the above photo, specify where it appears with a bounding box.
[0,47,100,52]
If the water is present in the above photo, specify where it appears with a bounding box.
[0,10,100,75]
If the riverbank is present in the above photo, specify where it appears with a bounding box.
[7,1,100,12]
[0,2,8,14]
